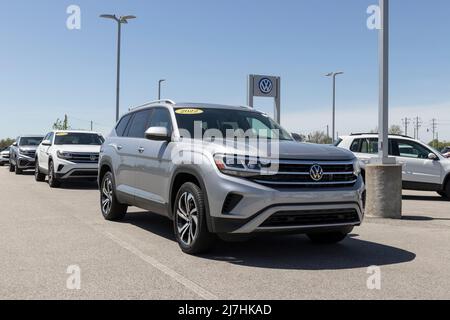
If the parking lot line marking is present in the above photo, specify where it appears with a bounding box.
[103,231,218,300]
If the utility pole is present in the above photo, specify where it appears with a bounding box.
[431,118,437,147]
[402,118,411,136]
[90,121,93,131]
[325,71,344,143]
[414,116,422,140]
[326,125,330,140]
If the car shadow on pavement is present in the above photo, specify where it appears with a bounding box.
[402,215,450,221]
[59,181,98,190]
[123,211,416,270]
[402,194,447,202]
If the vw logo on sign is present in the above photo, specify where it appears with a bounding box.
[310,164,324,182]
[259,78,273,94]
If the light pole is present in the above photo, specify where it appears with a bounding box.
[100,14,136,122]
[325,71,344,143]
[158,79,166,100]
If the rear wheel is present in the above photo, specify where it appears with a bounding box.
[48,161,60,188]
[34,159,45,182]
[100,172,127,221]
[173,182,216,255]
[307,228,352,244]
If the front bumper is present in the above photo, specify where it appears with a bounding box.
[54,159,99,180]
[0,156,9,164]
[202,169,365,234]
[16,156,35,169]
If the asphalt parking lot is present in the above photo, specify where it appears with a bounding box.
[0,166,449,300]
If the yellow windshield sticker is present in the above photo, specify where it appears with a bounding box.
[56,132,68,136]
[175,108,204,115]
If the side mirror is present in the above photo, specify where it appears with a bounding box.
[145,127,171,141]
[12,142,17,147]
[428,153,438,160]
[41,140,51,146]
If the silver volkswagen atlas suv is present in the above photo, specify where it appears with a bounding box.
[99,100,365,254]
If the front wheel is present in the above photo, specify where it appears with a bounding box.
[15,165,22,175]
[48,161,60,188]
[100,172,127,221]
[34,159,45,182]
[307,228,352,244]
[173,182,216,255]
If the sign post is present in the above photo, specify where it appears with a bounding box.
[247,75,281,124]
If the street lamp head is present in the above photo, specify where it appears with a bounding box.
[120,15,137,23]
[326,71,344,77]
[100,14,118,21]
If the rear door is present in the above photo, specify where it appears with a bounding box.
[108,113,137,201]
[350,138,379,166]
[122,109,153,201]
[391,139,442,185]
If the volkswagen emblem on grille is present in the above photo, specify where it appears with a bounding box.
[310,164,324,181]
[90,154,97,161]
[258,78,273,94]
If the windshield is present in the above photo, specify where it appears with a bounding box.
[54,133,104,145]
[174,108,293,141]
[19,137,43,146]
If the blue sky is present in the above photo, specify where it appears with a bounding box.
[1,0,450,141]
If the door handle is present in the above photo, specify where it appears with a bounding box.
[138,147,145,153]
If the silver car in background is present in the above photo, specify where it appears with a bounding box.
[9,135,44,174]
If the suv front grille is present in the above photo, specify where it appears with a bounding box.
[68,153,99,163]
[261,209,360,228]
[250,160,357,188]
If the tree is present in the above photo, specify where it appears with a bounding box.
[428,140,450,151]
[53,114,70,130]
[307,131,332,144]
[0,138,15,150]
[389,125,403,135]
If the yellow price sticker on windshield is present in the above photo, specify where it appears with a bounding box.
[175,108,204,115]
[56,132,68,136]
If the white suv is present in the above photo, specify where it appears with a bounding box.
[337,133,450,199]
[35,130,104,188]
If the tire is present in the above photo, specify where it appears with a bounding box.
[442,182,450,200]
[100,171,127,221]
[9,162,14,172]
[307,228,352,244]
[173,182,216,254]
[48,161,60,188]
[34,158,45,182]
[15,165,22,175]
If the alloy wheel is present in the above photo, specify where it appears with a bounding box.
[176,192,199,246]
[101,176,113,215]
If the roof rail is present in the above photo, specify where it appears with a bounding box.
[129,99,175,111]
[350,132,413,139]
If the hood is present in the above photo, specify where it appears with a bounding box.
[192,139,355,161]
[56,145,101,153]
[18,146,38,152]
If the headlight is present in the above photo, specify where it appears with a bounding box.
[213,154,271,177]
[353,159,361,176]
[57,151,73,160]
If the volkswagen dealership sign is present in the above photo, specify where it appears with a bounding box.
[247,74,281,123]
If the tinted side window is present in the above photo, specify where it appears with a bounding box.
[360,138,378,154]
[127,110,152,138]
[149,108,172,132]
[116,114,132,137]
[48,133,54,145]
[350,139,361,152]
[394,139,431,159]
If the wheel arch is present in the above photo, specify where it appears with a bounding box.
[169,167,213,232]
